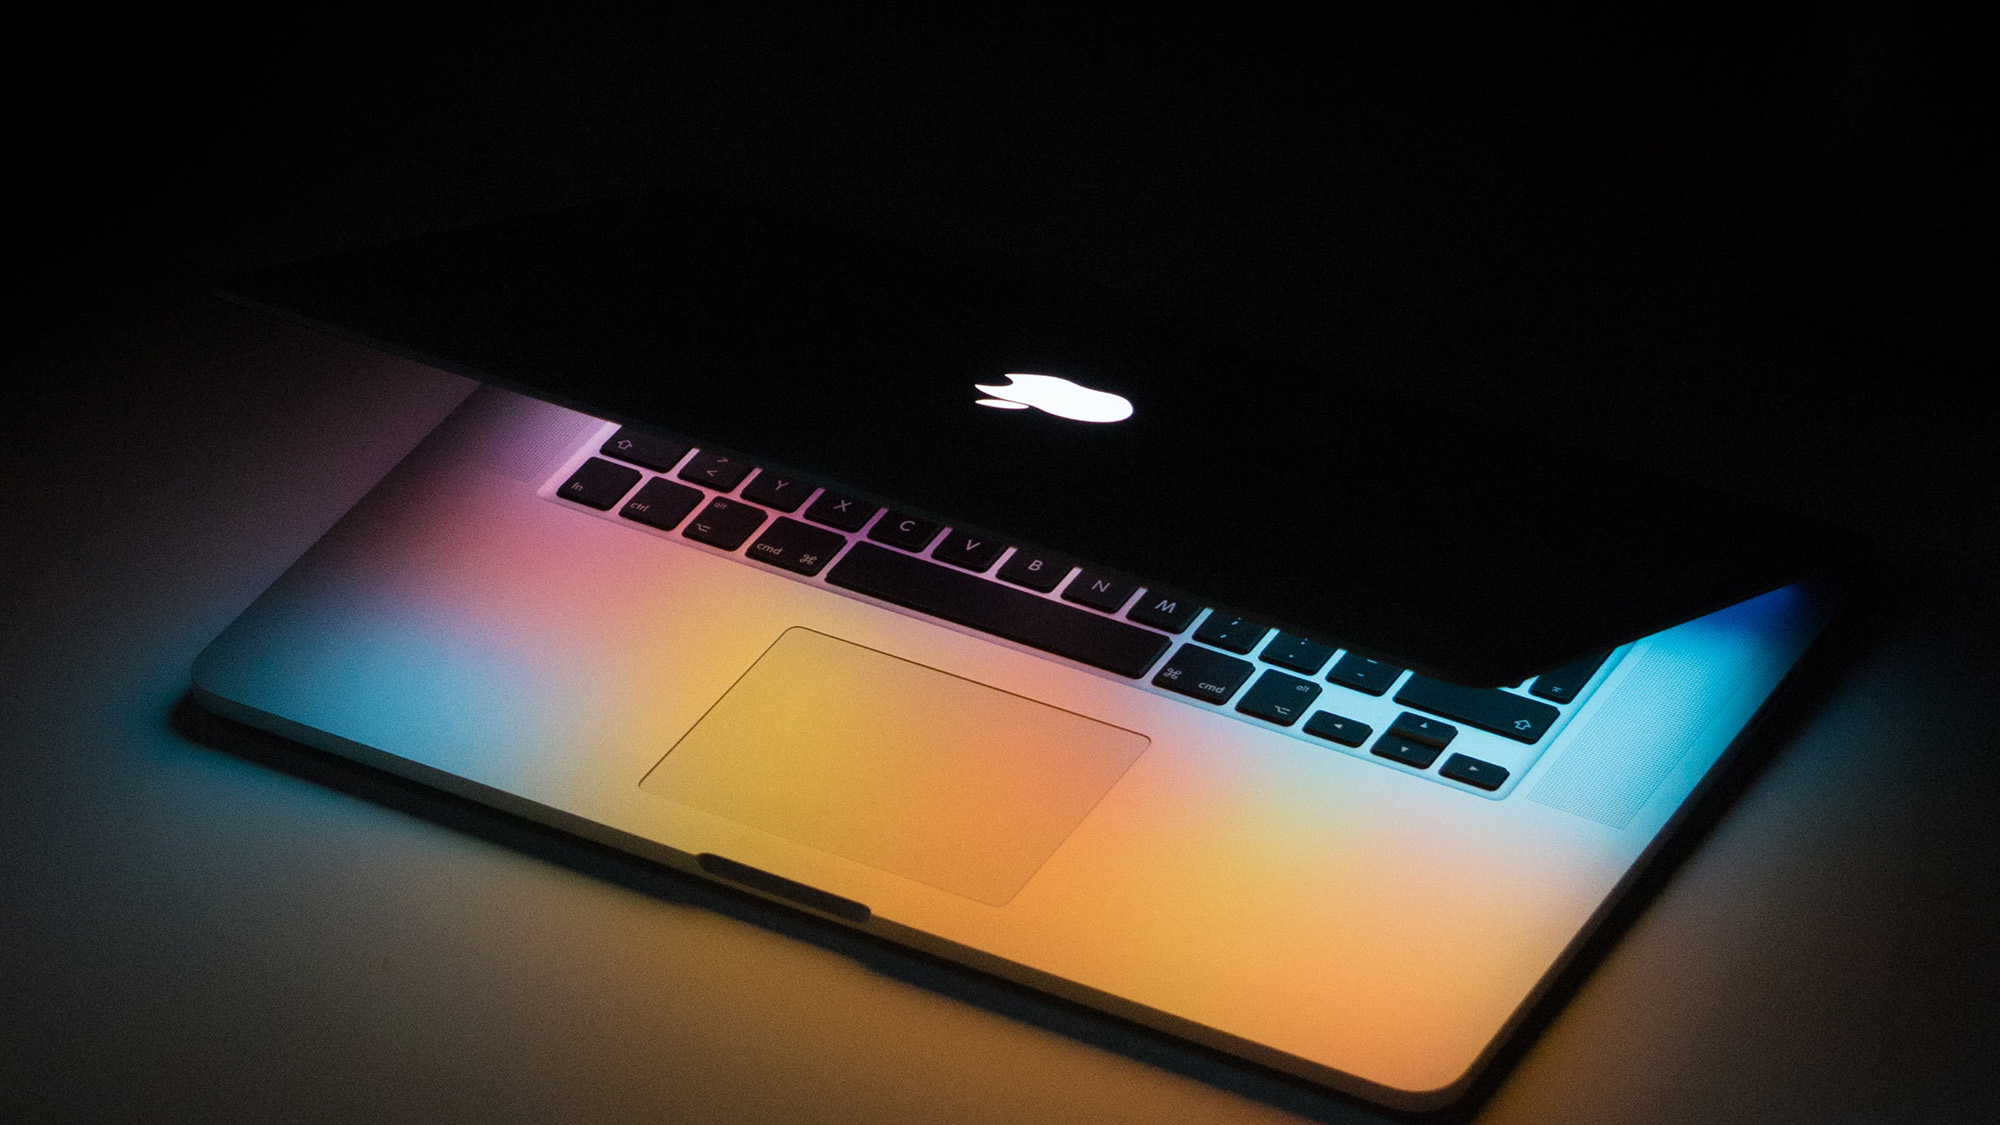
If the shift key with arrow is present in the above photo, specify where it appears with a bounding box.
[1393,676,1560,744]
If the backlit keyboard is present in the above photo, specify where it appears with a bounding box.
[555,424,1621,798]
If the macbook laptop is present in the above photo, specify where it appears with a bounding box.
[192,187,1852,1110]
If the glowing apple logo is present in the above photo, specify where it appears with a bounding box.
[973,373,1134,423]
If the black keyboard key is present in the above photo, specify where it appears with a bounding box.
[1327,653,1403,696]
[868,510,943,552]
[996,548,1073,592]
[1261,633,1336,675]
[1530,651,1612,703]
[1151,644,1256,705]
[740,470,814,513]
[1395,675,1559,743]
[1235,670,1323,726]
[618,477,705,531]
[826,542,1170,678]
[600,427,692,473]
[557,458,642,510]
[1440,753,1510,791]
[1386,712,1457,749]
[746,517,849,576]
[803,490,878,532]
[677,449,756,491]
[931,530,1008,573]
[1193,614,1269,654]
[1371,735,1442,770]
[682,497,768,550]
[1062,571,1138,613]
[1126,589,1201,633]
[1302,711,1372,747]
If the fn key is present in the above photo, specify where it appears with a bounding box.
[558,458,641,510]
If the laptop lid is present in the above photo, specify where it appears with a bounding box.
[220,183,1855,686]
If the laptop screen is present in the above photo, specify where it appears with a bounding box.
[221,185,1855,686]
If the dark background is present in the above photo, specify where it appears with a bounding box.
[5,6,1997,1122]
[13,5,1997,612]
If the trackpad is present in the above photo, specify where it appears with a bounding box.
[641,627,1151,906]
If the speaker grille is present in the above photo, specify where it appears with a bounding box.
[1528,648,1719,829]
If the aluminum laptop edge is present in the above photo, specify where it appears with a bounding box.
[192,383,1846,1111]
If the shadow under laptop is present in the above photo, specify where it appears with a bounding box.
[169,580,1879,1125]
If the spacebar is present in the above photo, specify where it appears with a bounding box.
[826,542,1170,678]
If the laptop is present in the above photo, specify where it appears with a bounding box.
[192,186,1853,1110]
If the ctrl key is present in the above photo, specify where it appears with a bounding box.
[1152,644,1254,705]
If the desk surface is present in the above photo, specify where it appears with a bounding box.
[5,11,1997,1122]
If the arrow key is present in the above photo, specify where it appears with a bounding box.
[1386,712,1457,749]
[1441,754,1510,792]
